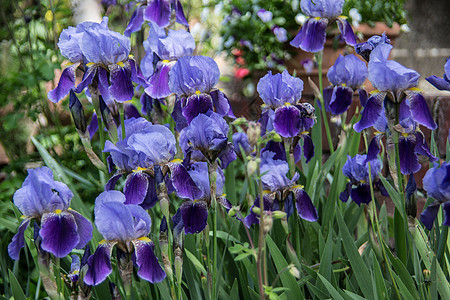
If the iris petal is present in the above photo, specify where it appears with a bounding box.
[8,218,31,260]
[290,18,328,53]
[294,188,318,222]
[84,241,117,286]
[124,172,149,205]
[353,93,384,132]
[109,65,134,102]
[408,92,437,130]
[273,105,301,137]
[48,63,79,103]
[132,238,166,283]
[68,209,93,249]
[420,203,440,230]
[180,200,208,234]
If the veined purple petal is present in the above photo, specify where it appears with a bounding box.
[181,200,208,234]
[301,0,344,18]
[273,105,301,137]
[88,112,99,140]
[336,17,356,46]
[302,134,315,163]
[74,65,97,94]
[97,67,114,106]
[68,209,93,249]
[132,238,166,283]
[40,211,80,257]
[399,136,421,175]
[233,132,252,156]
[322,86,334,111]
[144,0,171,28]
[124,103,141,119]
[257,70,304,107]
[414,132,438,162]
[141,175,158,210]
[84,241,117,286]
[353,93,384,132]
[168,162,204,200]
[366,134,382,162]
[420,203,440,230]
[408,92,437,130]
[210,89,232,117]
[144,62,173,99]
[218,143,237,168]
[182,93,214,123]
[261,141,287,161]
[8,218,31,260]
[294,188,318,222]
[172,99,188,131]
[109,65,134,102]
[124,172,149,205]
[48,64,79,103]
[359,89,368,107]
[290,17,328,53]
[174,0,189,26]
[350,183,371,205]
[329,86,353,115]
[327,54,367,89]
[124,6,145,37]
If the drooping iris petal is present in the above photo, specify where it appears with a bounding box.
[336,17,356,46]
[84,241,117,286]
[109,65,134,102]
[144,0,171,28]
[294,188,318,222]
[48,63,79,103]
[124,103,141,119]
[174,0,189,26]
[302,134,315,163]
[144,62,173,99]
[210,89,233,117]
[132,238,166,283]
[124,172,149,205]
[39,211,80,258]
[182,93,214,123]
[8,218,31,260]
[420,204,441,230]
[290,17,328,53]
[414,132,437,162]
[141,175,158,210]
[423,162,450,202]
[180,200,208,234]
[366,134,383,162]
[260,151,291,191]
[218,143,237,169]
[443,202,450,227]
[124,6,145,37]
[359,89,368,107]
[232,132,252,155]
[339,182,352,202]
[68,209,93,249]
[399,136,421,175]
[426,75,450,91]
[328,86,353,115]
[408,92,437,130]
[168,162,204,200]
[273,105,301,137]
[350,183,371,206]
[353,93,384,132]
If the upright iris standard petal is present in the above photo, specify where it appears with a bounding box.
[257,70,304,107]
[355,33,390,62]
[300,0,344,18]
[132,238,166,283]
[39,211,80,258]
[327,54,367,89]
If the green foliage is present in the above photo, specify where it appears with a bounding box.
[343,0,408,27]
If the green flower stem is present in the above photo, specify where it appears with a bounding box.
[316,50,334,155]
[364,132,401,300]
[256,142,266,299]
[120,102,126,139]
[208,161,218,300]
[393,103,407,265]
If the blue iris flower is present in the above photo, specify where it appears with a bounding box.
[420,162,450,230]
[257,70,316,162]
[354,33,390,62]
[290,0,356,52]
[169,56,235,130]
[354,43,437,132]
[49,17,146,105]
[339,154,387,205]
[323,54,368,114]
[244,151,318,227]
[124,0,189,36]
[8,167,93,260]
[140,23,195,99]
[426,57,450,91]
[179,111,237,168]
[84,191,165,285]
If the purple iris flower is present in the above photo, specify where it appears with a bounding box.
[426,57,450,91]
[290,0,356,52]
[84,191,165,285]
[420,162,450,230]
[8,167,93,260]
[366,118,437,175]
[104,117,176,208]
[169,56,235,130]
[170,162,226,234]
[179,111,236,168]
[323,54,368,114]
[49,17,146,104]
[124,0,189,36]
[339,154,387,205]
[257,9,273,23]
[141,23,195,99]
[354,43,437,132]
[244,151,318,227]
[354,33,390,62]
[257,70,316,162]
